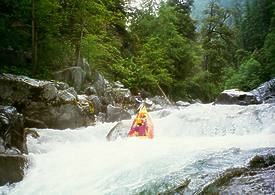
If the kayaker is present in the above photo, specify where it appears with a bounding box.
[133,117,147,136]
[135,93,143,112]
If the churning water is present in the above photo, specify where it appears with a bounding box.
[1,103,275,194]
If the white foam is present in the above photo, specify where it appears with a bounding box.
[4,104,275,194]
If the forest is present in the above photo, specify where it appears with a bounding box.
[0,0,274,102]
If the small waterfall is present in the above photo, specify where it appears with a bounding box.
[1,103,275,194]
[152,103,275,137]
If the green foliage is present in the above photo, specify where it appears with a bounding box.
[0,0,31,51]
[167,0,196,40]
[225,58,263,91]
[37,36,74,78]
[173,70,219,102]
[81,33,124,79]
[201,0,236,84]
[262,32,275,78]
[128,2,202,97]
[261,11,275,78]
[0,65,32,77]
[1,0,275,103]
[240,0,275,51]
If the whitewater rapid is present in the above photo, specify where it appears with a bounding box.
[1,103,275,194]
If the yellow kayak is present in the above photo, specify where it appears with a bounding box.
[128,104,154,139]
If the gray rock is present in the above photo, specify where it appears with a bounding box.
[24,117,47,129]
[150,96,171,107]
[85,71,134,107]
[101,90,115,106]
[53,66,86,92]
[106,104,131,122]
[52,81,69,90]
[77,95,96,119]
[5,147,21,155]
[147,104,163,111]
[41,83,58,101]
[25,128,40,139]
[144,98,153,106]
[0,140,5,153]
[0,73,44,106]
[190,99,202,104]
[112,88,132,104]
[215,89,261,105]
[250,78,275,103]
[87,95,102,114]
[87,72,115,106]
[113,81,124,88]
[200,154,275,195]
[24,102,93,129]
[216,78,275,105]
[84,86,97,95]
[0,106,26,154]
[176,101,191,107]
[92,72,110,96]
[96,112,107,123]
[0,74,95,129]
[106,121,130,141]
[0,146,5,153]
[81,58,91,79]
[0,154,27,186]
[58,87,77,103]
[249,154,275,168]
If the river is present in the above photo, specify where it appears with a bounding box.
[1,103,275,194]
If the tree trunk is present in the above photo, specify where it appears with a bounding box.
[32,0,38,71]
[157,84,172,104]
[75,24,84,66]
[203,55,209,71]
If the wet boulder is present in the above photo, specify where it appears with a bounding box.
[160,179,191,194]
[249,154,275,169]
[0,106,26,154]
[80,58,91,79]
[106,104,131,122]
[106,121,131,141]
[147,103,163,111]
[85,73,133,106]
[24,102,92,129]
[88,72,115,106]
[40,83,59,101]
[84,86,97,96]
[0,154,27,186]
[0,74,94,129]
[23,90,94,129]
[24,116,47,129]
[0,106,27,186]
[199,154,275,195]
[84,71,138,110]
[86,95,103,115]
[176,101,191,107]
[58,87,77,103]
[91,71,111,97]
[77,95,95,120]
[53,66,86,92]
[151,96,171,106]
[149,96,172,111]
[250,78,275,103]
[0,73,44,107]
[215,89,261,105]
[113,81,124,88]
[96,112,107,123]
[111,81,132,105]
[52,81,69,91]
